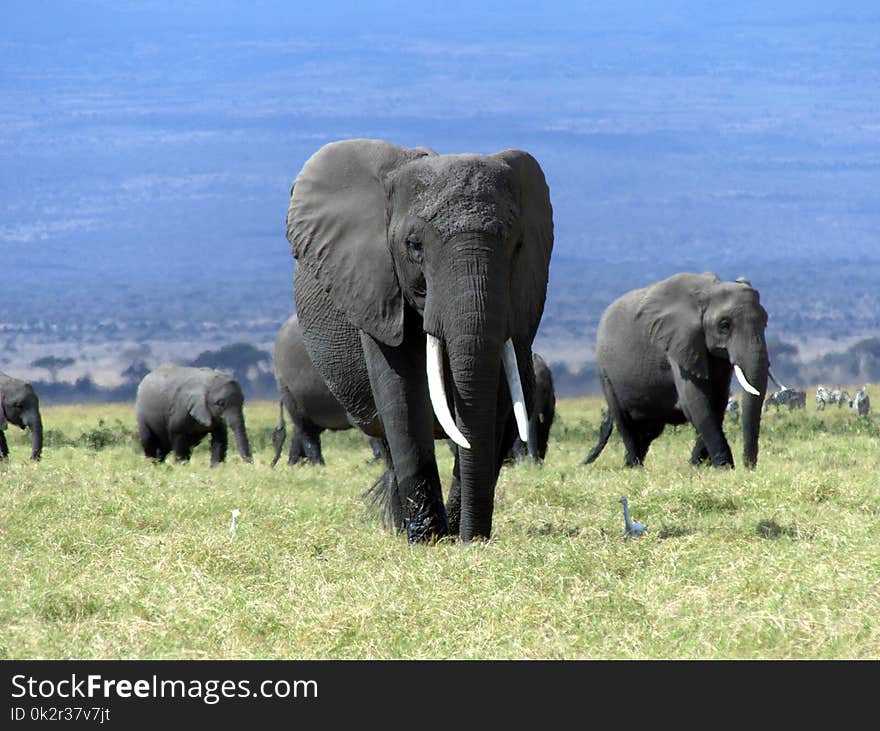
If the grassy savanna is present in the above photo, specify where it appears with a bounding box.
[1,395,878,659]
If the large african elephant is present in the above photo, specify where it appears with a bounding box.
[583,273,770,468]
[271,314,383,466]
[287,139,553,542]
[135,364,252,466]
[508,353,556,463]
[0,371,43,461]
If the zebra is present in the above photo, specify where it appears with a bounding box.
[764,387,807,412]
[852,386,870,416]
[816,385,852,410]
[831,388,852,408]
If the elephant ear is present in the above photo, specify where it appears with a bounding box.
[184,386,213,428]
[286,139,433,346]
[0,390,7,431]
[636,272,719,380]
[493,149,554,344]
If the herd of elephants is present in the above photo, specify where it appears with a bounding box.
[0,139,872,543]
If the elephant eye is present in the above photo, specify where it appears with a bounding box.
[215,399,226,408]
[718,318,732,333]
[405,234,423,254]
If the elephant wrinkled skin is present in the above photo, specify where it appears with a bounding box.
[287,139,553,542]
[584,273,770,469]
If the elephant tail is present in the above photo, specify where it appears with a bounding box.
[270,401,287,468]
[583,411,613,465]
[362,467,398,531]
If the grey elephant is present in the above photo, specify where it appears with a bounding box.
[287,139,553,542]
[507,353,556,463]
[135,364,252,465]
[271,314,384,466]
[0,371,43,461]
[583,273,770,468]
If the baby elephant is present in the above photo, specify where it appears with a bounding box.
[136,364,252,466]
[0,371,43,461]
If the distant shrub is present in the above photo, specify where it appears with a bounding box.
[77,419,137,451]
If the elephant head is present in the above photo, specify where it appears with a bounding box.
[637,272,769,467]
[287,139,553,540]
[188,372,252,462]
[0,374,43,460]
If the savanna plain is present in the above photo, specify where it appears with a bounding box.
[1,396,878,659]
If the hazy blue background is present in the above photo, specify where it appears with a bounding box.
[2,1,879,391]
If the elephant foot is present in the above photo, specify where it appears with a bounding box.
[401,476,449,544]
[406,515,449,544]
[445,502,461,537]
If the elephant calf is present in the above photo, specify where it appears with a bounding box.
[272,315,382,466]
[135,364,252,466]
[584,273,770,469]
[0,371,43,461]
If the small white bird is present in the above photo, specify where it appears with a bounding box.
[620,496,647,539]
[229,508,241,536]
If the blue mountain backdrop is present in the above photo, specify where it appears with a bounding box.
[2,1,879,394]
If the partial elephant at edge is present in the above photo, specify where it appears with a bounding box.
[0,370,44,461]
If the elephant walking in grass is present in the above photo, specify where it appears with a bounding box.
[583,273,770,468]
[0,371,43,461]
[287,139,553,542]
[271,314,383,466]
[135,364,252,466]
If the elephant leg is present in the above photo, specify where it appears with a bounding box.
[139,425,162,461]
[446,448,461,536]
[368,436,384,463]
[360,330,448,543]
[600,377,643,467]
[172,434,193,463]
[299,422,325,465]
[690,436,710,465]
[633,421,665,464]
[0,431,8,459]
[673,373,733,467]
[288,427,307,465]
[210,425,228,466]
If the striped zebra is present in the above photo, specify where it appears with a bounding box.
[816,385,852,410]
[764,387,806,412]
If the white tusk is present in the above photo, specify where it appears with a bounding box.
[502,339,529,442]
[426,335,470,449]
[734,364,761,396]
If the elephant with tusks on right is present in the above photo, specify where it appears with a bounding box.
[583,273,771,469]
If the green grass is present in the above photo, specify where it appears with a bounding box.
[1,396,878,659]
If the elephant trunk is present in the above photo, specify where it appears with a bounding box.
[732,334,769,468]
[446,333,504,542]
[430,245,515,541]
[29,410,43,461]
[225,409,253,463]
